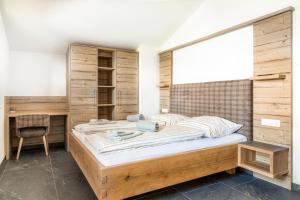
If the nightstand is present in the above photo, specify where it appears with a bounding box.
[238,141,289,178]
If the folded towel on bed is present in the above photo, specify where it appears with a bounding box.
[127,114,145,122]
[136,121,159,132]
[105,130,143,141]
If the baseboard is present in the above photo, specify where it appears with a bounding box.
[293,183,300,192]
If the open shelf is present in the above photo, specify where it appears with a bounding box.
[98,86,115,88]
[238,141,289,178]
[98,104,115,107]
[98,106,113,120]
[97,48,115,120]
[98,67,116,71]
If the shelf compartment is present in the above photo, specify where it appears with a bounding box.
[238,141,289,178]
[98,70,113,86]
[98,87,113,104]
[98,49,113,58]
[98,106,113,120]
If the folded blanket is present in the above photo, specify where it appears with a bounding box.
[74,121,137,135]
[85,125,204,154]
[127,114,145,122]
[137,121,159,132]
[105,130,143,141]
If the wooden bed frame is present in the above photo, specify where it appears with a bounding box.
[69,79,252,199]
[69,132,238,200]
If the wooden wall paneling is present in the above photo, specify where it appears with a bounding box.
[159,51,172,112]
[115,50,139,120]
[253,11,292,189]
[68,45,98,128]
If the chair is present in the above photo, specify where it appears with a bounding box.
[15,114,50,160]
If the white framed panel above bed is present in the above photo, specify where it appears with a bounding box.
[172,26,253,84]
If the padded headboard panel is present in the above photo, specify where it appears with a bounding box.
[170,79,253,140]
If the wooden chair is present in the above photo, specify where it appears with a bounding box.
[15,114,50,160]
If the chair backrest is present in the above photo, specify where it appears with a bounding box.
[16,114,50,129]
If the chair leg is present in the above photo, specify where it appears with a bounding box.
[16,137,23,160]
[46,135,49,152]
[42,136,49,156]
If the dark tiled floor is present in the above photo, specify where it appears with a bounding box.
[0,148,299,200]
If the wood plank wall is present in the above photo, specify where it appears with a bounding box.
[5,96,68,147]
[159,51,172,112]
[253,11,292,189]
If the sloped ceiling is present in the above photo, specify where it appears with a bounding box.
[0,0,203,53]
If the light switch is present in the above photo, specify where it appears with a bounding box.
[261,118,281,127]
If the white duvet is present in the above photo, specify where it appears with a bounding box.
[83,124,204,154]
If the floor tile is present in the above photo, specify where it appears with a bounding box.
[1,147,300,200]
[0,166,57,200]
[235,179,300,200]
[134,189,188,200]
[50,150,80,176]
[126,187,173,200]
[5,149,50,172]
[214,171,256,187]
[0,189,21,200]
[54,171,97,200]
[185,182,255,200]
[174,175,217,193]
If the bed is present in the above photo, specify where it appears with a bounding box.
[69,79,253,200]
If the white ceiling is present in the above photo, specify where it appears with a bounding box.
[0,0,203,54]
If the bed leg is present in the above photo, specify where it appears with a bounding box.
[225,168,236,175]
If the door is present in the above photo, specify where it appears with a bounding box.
[69,45,98,127]
[115,50,139,120]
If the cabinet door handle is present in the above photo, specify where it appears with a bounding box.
[118,91,121,105]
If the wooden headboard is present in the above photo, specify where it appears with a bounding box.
[170,79,253,140]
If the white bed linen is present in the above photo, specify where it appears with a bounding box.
[73,130,247,167]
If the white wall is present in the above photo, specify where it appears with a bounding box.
[138,44,160,119]
[0,12,9,162]
[173,26,253,84]
[161,0,300,185]
[7,51,66,96]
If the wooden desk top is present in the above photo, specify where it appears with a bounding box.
[7,111,69,117]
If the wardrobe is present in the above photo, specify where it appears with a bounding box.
[67,44,139,128]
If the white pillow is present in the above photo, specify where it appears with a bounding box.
[177,116,242,138]
[151,113,190,126]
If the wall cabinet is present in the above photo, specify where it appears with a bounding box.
[68,44,138,128]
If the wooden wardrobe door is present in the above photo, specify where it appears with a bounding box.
[69,45,98,127]
[115,50,139,120]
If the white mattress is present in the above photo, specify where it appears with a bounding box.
[73,131,247,167]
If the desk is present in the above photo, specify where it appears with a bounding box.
[5,112,69,160]
[4,96,69,160]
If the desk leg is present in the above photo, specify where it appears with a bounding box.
[65,115,70,152]
[4,116,10,160]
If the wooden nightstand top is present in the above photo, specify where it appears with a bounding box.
[239,141,289,154]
